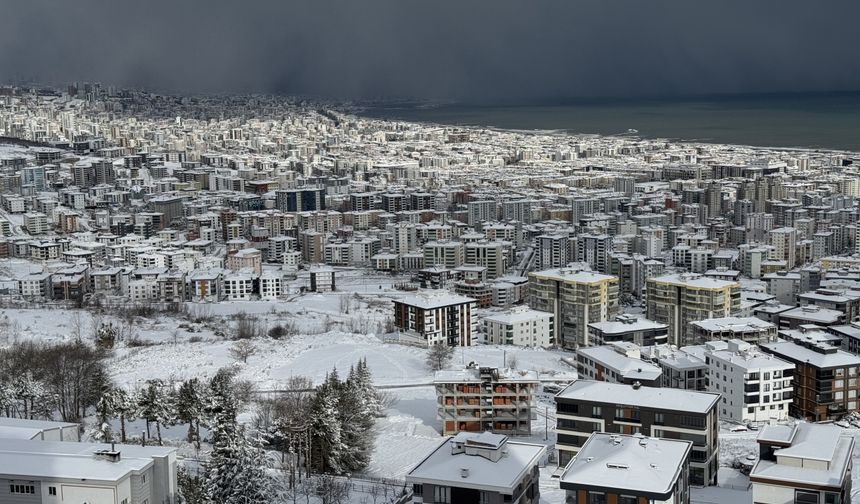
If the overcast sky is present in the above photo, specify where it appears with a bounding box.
[1,1,858,102]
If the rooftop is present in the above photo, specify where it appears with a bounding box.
[556,379,719,414]
[406,433,545,493]
[0,438,174,482]
[560,433,691,495]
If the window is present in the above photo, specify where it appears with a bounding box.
[434,486,451,503]
[141,474,147,484]
[10,485,35,494]
[795,490,819,504]
[824,492,840,504]
[619,496,638,504]
[587,491,606,504]
[49,486,57,496]
[413,484,423,495]
[479,491,492,504]
[654,412,665,424]
[591,406,602,418]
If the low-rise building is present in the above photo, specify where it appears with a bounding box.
[690,316,777,345]
[576,343,662,387]
[435,365,538,436]
[0,437,176,504]
[554,379,720,485]
[751,423,853,504]
[587,314,669,347]
[406,432,545,504]
[559,432,691,504]
[481,307,554,348]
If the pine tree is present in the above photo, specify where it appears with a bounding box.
[111,388,138,443]
[175,378,204,448]
[310,370,345,473]
[339,368,373,472]
[355,358,381,418]
[204,370,273,504]
[93,392,116,442]
[138,380,169,445]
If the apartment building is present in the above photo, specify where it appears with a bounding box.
[481,306,554,348]
[587,314,669,347]
[0,437,177,504]
[751,423,853,504]
[424,240,465,269]
[406,432,544,504]
[761,330,860,421]
[393,291,477,346]
[701,339,795,423]
[435,365,538,436]
[535,233,571,269]
[641,345,709,391]
[559,433,691,504]
[690,316,777,345]
[465,241,505,279]
[576,343,662,387]
[555,379,720,485]
[645,273,741,347]
[527,268,619,349]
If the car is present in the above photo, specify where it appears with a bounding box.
[745,423,759,431]
[730,425,749,432]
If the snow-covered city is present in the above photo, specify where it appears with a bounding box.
[0,81,859,504]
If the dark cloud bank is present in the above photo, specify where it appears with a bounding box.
[1,0,859,103]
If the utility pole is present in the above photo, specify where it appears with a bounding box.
[545,406,548,441]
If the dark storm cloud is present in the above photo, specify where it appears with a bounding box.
[1,0,858,102]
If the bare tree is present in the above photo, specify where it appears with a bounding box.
[230,339,256,363]
[507,353,518,370]
[70,311,84,342]
[425,344,454,371]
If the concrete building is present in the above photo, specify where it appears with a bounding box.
[645,273,741,347]
[751,423,853,504]
[587,314,669,347]
[406,432,544,504]
[481,306,554,348]
[702,339,795,423]
[690,316,778,345]
[560,433,691,504]
[576,343,662,387]
[527,268,619,349]
[0,437,176,504]
[434,365,538,436]
[555,379,720,485]
[762,328,860,421]
[393,291,477,346]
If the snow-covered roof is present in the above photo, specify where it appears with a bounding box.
[481,307,552,325]
[692,316,774,333]
[0,438,173,482]
[760,339,860,369]
[395,290,476,309]
[560,433,691,496]
[648,273,739,290]
[530,268,616,284]
[406,434,545,492]
[577,346,662,381]
[556,379,719,414]
[588,316,667,334]
[752,423,853,489]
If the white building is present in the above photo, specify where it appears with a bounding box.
[259,271,283,300]
[703,339,794,423]
[481,306,554,347]
[223,273,254,300]
[751,423,853,504]
[576,342,663,386]
[0,437,177,504]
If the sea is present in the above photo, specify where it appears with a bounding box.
[358,92,860,153]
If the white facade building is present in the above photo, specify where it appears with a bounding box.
[481,306,554,347]
[703,339,794,423]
